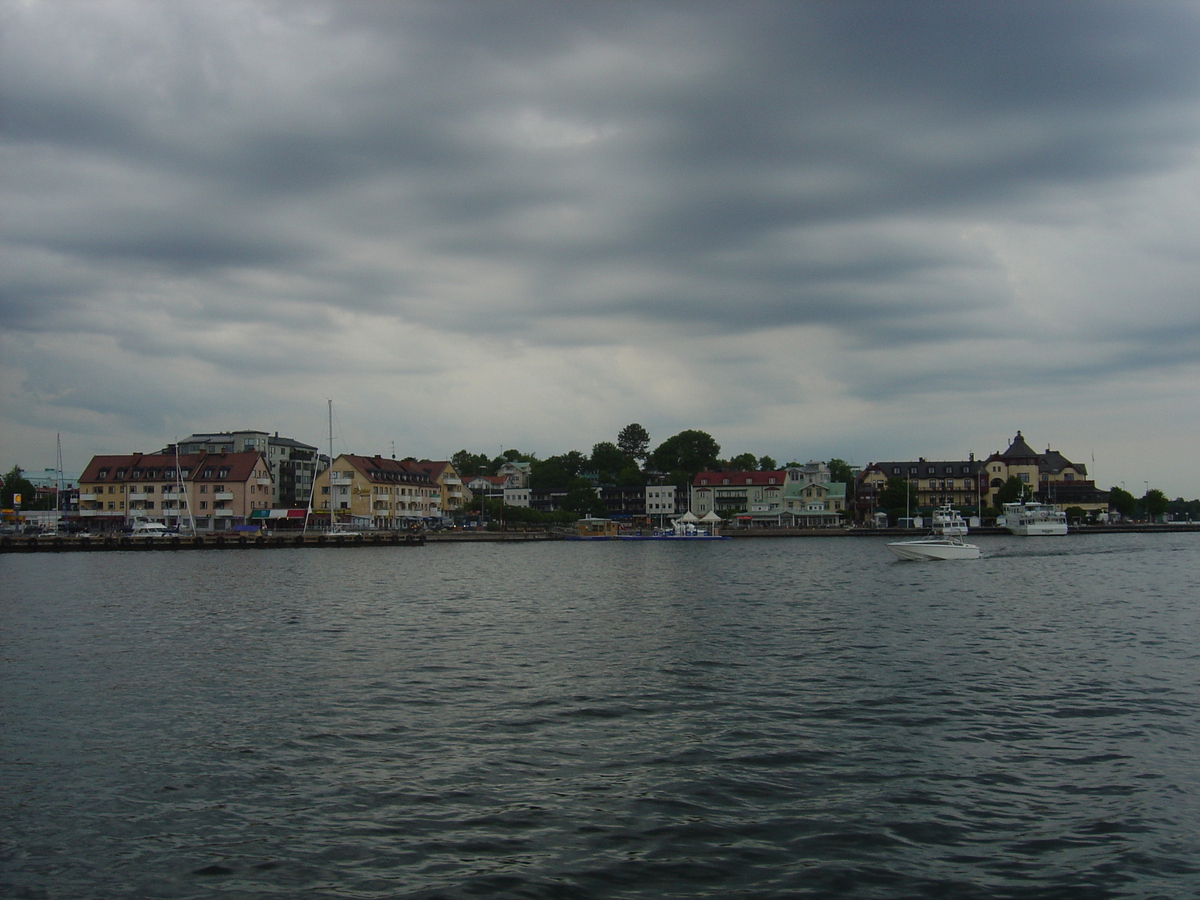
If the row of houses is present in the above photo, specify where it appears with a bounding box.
[67,428,1102,532]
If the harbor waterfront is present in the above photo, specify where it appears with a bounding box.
[2,523,1198,553]
[3,533,1199,899]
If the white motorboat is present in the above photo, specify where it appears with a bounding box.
[931,504,968,536]
[1001,500,1067,536]
[887,535,981,561]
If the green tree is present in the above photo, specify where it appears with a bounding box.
[616,465,647,487]
[827,458,854,486]
[617,423,651,461]
[2,466,38,509]
[529,451,588,489]
[451,450,491,477]
[993,476,1029,507]
[1108,485,1136,518]
[758,455,778,471]
[647,430,721,485]
[590,442,636,483]
[877,477,916,516]
[1142,488,1169,522]
[559,479,608,518]
[726,452,758,471]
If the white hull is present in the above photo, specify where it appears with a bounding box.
[1007,522,1068,536]
[930,504,968,536]
[888,537,981,561]
[1002,501,1068,536]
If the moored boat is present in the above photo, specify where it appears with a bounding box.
[1001,500,1067,536]
[931,504,968,536]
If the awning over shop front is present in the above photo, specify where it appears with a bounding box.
[251,509,311,520]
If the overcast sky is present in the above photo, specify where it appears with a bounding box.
[3,1,1199,497]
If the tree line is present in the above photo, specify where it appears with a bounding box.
[449,425,857,521]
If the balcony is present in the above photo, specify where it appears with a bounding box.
[214,492,234,501]
[128,491,148,501]
[257,478,272,486]
[79,491,98,501]
[331,474,352,486]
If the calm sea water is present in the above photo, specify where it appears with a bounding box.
[2,533,1198,899]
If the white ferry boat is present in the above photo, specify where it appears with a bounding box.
[931,504,968,537]
[1001,500,1067,536]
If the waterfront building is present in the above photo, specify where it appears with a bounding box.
[78,450,273,532]
[168,430,322,508]
[645,484,681,523]
[857,456,985,520]
[597,484,645,519]
[311,454,438,529]
[856,432,1109,519]
[690,470,787,522]
[981,431,1108,513]
[781,474,846,527]
[412,460,467,519]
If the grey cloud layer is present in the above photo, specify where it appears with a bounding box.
[3,1,1200,482]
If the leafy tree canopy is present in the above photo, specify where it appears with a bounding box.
[451,450,492,476]
[758,455,778,471]
[529,451,588,489]
[559,479,608,518]
[993,476,1029,507]
[617,423,651,461]
[2,465,38,509]
[647,430,721,485]
[1143,488,1169,520]
[616,465,647,487]
[726,452,759,471]
[827,458,854,485]
[877,476,916,513]
[590,441,637,483]
[1108,485,1136,517]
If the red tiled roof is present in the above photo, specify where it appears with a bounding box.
[692,470,786,487]
[340,454,433,485]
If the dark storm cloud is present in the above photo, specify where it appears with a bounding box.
[7,1,1198,338]
[3,1,1200,494]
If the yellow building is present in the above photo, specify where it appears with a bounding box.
[312,454,439,529]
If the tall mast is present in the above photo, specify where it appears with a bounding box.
[55,434,64,528]
[329,399,334,530]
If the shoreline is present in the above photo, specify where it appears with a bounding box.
[2,522,1196,553]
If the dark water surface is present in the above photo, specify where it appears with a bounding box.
[2,533,1198,899]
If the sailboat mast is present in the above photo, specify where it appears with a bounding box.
[329,399,334,531]
[55,434,64,528]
